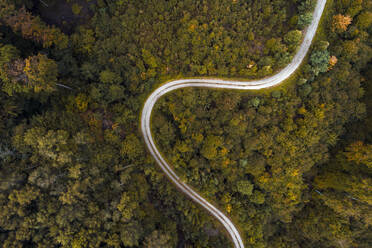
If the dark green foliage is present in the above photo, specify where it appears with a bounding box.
[284,30,302,49]
[236,180,254,196]
[298,0,316,13]
[298,12,313,28]
[310,50,330,75]
[299,83,312,96]
[0,0,371,247]
[151,0,371,246]
[356,11,372,30]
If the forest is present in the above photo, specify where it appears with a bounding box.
[0,0,371,247]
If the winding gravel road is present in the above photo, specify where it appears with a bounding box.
[140,1,327,247]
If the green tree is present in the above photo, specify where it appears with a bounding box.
[284,30,302,49]
[144,230,173,248]
[298,0,315,13]
[344,141,372,168]
[23,127,72,166]
[310,50,330,76]
[356,11,372,30]
[200,135,223,160]
[298,13,313,28]
[0,44,19,66]
[99,69,122,84]
[342,40,359,60]
[314,141,372,225]
[236,180,254,196]
[120,134,144,161]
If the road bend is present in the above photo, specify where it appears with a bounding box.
[140,1,327,247]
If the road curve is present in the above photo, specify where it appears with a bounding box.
[140,1,326,247]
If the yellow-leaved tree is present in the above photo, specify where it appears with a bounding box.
[24,53,58,93]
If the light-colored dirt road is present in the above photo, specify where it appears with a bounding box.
[140,1,327,247]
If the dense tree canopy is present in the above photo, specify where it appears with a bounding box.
[0,0,371,247]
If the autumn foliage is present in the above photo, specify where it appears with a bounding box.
[331,14,352,32]
[0,0,371,247]
[24,53,58,92]
[0,3,68,49]
[1,52,58,94]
